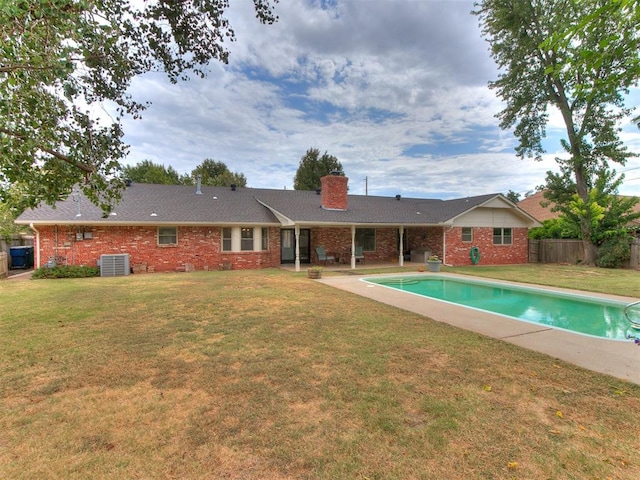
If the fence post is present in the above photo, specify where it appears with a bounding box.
[631,239,640,269]
[528,239,539,263]
[0,252,7,279]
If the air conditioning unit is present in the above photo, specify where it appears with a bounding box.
[100,254,130,277]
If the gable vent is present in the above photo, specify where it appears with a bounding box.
[100,254,130,277]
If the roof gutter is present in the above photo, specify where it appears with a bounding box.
[29,223,40,269]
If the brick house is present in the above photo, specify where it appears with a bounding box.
[16,174,540,273]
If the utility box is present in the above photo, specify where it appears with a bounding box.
[100,254,130,277]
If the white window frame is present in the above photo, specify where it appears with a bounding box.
[493,227,512,245]
[240,228,254,251]
[222,227,232,251]
[158,226,177,245]
[221,227,267,252]
[461,227,473,243]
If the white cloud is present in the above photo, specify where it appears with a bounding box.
[116,0,640,201]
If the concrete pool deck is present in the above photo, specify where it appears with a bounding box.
[318,272,640,385]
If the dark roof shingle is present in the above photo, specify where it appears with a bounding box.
[16,183,513,227]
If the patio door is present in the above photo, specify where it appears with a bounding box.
[280,229,310,264]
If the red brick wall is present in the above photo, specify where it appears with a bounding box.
[444,227,529,266]
[35,225,281,272]
[405,227,444,258]
[311,227,402,264]
[309,225,528,266]
[320,175,348,210]
[34,224,529,271]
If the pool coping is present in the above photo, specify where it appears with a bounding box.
[318,272,640,385]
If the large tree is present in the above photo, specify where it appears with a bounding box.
[1,0,277,213]
[123,160,192,185]
[474,0,639,265]
[191,159,246,187]
[0,186,29,239]
[293,148,344,191]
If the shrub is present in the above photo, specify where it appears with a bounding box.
[596,236,630,269]
[32,265,100,279]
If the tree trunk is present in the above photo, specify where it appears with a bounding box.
[582,237,598,265]
[549,77,598,265]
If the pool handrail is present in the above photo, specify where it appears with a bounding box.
[624,300,640,327]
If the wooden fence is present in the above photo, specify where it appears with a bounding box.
[629,238,640,269]
[0,252,7,279]
[529,238,640,269]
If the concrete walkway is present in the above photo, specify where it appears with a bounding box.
[319,272,640,385]
[6,269,33,281]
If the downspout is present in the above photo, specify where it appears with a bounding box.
[30,223,40,268]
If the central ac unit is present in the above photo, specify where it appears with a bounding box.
[100,254,130,277]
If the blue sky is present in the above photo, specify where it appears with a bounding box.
[119,0,640,200]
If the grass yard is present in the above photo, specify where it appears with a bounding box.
[1,266,639,479]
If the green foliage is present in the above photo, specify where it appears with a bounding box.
[123,160,192,185]
[544,170,640,245]
[528,218,577,240]
[191,159,246,187]
[474,0,639,264]
[0,202,24,240]
[596,235,631,269]
[1,0,278,213]
[0,186,30,239]
[293,148,344,190]
[505,190,521,203]
[32,265,100,279]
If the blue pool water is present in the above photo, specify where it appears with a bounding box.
[363,275,639,341]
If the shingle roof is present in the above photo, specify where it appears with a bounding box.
[16,183,511,227]
[517,191,559,222]
[518,190,640,225]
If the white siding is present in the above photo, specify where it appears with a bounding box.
[451,207,531,228]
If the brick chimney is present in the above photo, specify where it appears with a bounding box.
[320,171,348,211]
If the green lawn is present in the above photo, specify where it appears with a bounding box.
[1,266,639,479]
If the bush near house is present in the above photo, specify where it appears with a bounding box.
[597,235,632,269]
[31,265,100,279]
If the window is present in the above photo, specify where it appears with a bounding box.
[222,228,232,251]
[241,228,254,251]
[461,227,473,243]
[222,227,267,251]
[356,228,376,252]
[493,227,512,245]
[158,227,177,245]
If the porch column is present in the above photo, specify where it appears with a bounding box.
[442,227,447,266]
[351,225,356,269]
[294,225,300,272]
[398,226,404,266]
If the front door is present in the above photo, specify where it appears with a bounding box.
[280,229,311,264]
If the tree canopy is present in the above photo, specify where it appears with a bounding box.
[191,159,247,187]
[123,160,192,185]
[474,0,639,264]
[504,190,521,203]
[0,0,278,213]
[293,148,344,191]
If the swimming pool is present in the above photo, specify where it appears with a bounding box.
[363,275,639,341]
